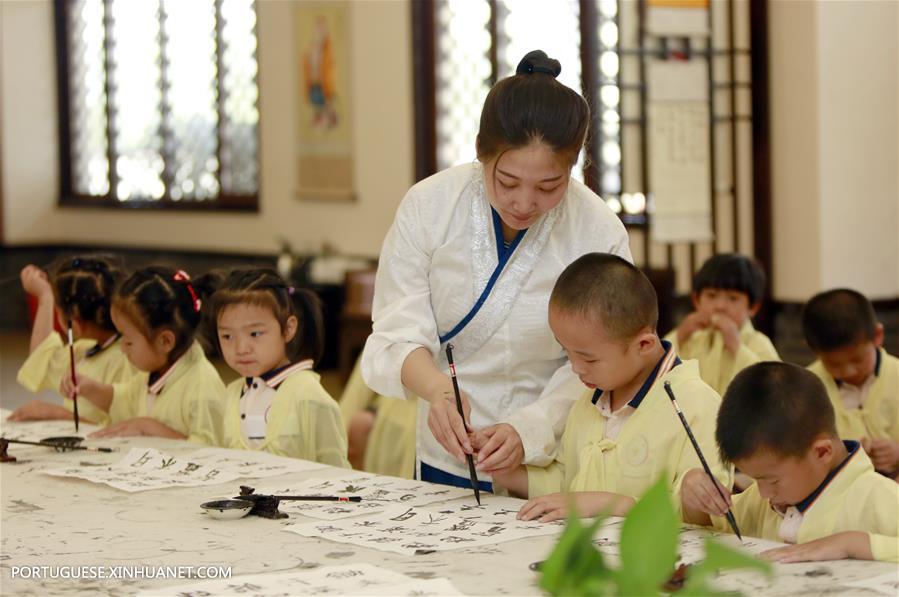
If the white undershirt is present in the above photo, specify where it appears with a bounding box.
[594,393,636,441]
[838,374,876,411]
[777,506,803,543]
[239,379,277,448]
[238,360,314,447]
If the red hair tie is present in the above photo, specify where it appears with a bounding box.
[173,270,201,313]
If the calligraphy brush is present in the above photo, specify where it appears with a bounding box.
[1,437,114,453]
[245,494,362,502]
[67,319,80,432]
[664,381,742,541]
[0,261,55,288]
[445,343,480,505]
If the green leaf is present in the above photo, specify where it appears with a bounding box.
[705,538,774,575]
[616,476,680,596]
[681,538,774,596]
[579,575,615,597]
[539,510,612,596]
[538,479,772,597]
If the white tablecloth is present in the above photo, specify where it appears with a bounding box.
[1,420,895,596]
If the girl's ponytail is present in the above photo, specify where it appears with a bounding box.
[286,286,324,365]
[192,269,228,357]
[114,266,203,365]
[52,254,125,331]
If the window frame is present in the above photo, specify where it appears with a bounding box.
[54,0,260,212]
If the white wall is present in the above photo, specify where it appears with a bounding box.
[0,0,413,258]
[770,0,899,301]
[0,0,62,242]
[817,0,898,299]
[769,0,821,301]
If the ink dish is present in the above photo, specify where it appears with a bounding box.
[201,499,254,520]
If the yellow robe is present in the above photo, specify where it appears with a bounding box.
[224,370,350,468]
[339,358,416,479]
[108,342,225,445]
[16,333,137,426]
[364,397,417,478]
[808,350,899,443]
[527,360,731,512]
[666,320,779,396]
[338,357,375,426]
[713,447,899,562]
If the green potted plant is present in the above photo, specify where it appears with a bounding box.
[539,476,772,596]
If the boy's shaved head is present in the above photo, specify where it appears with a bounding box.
[550,253,658,341]
[802,288,878,352]
[716,362,837,462]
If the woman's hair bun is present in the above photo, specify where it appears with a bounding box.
[515,50,562,78]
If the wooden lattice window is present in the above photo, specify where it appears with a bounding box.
[56,0,260,210]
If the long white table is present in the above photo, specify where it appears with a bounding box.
[1,419,896,596]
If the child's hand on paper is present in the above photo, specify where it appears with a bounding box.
[7,399,72,422]
[761,531,872,563]
[517,491,635,523]
[90,417,185,440]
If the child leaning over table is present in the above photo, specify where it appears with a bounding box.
[10,255,137,426]
[681,362,899,563]
[489,253,731,521]
[76,267,226,444]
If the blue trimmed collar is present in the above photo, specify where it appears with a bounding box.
[793,440,860,513]
[85,333,120,358]
[491,207,527,261]
[591,340,681,409]
[245,361,294,391]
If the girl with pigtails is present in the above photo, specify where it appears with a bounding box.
[10,255,136,425]
[204,268,349,467]
[82,267,227,445]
